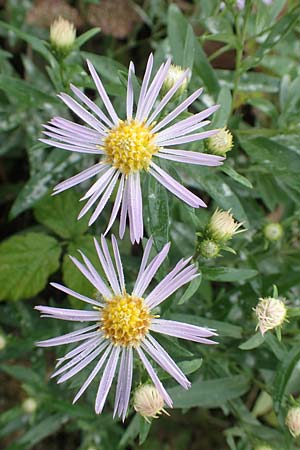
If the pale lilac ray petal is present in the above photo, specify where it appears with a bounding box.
[119,177,129,239]
[120,348,133,421]
[149,162,206,208]
[156,152,223,166]
[81,167,116,201]
[39,138,102,154]
[43,126,103,144]
[136,61,166,121]
[70,84,112,129]
[50,283,103,307]
[88,171,119,226]
[146,69,191,126]
[133,242,171,297]
[127,178,136,244]
[55,335,100,367]
[87,60,119,125]
[126,62,135,120]
[156,129,218,147]
[69,255,112,299]
[59,93,106,133]
[150,319,218,344]
[35,327,99,347]
[145,257,193,306]
[139,58,172,121]
[142,336,190,389]
[36,305,99,318]
[156,105,219,141]
[136,346,173,408]
[53,164,107,195]
[111,235,125,291]
[57,341,109,384]
[76,251,112,297]
[78,172,116,220]
[151,88,203,133]
[95,345,121,414]
[158,148,223,163]
[73,344,113,404]
[155,120,211,144]
[93,236,121,295]
[50,117,100,138]
[136,53,153,119]
[113,348,126,418]
[52,337,104,378]
[104,174,125,235]
[100,235,121,294]
[134,237,154,288]
[40,311,100,322]
[42,131,102,149]
[128,172,143,244]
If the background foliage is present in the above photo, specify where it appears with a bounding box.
[1,0,300,449]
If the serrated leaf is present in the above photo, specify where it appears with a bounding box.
[0,232,61,301]
[34,190,90,239]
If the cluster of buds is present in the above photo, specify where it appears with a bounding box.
[50,17,76,57]
[254,295,287,336]
[133,384,169,422]
[206,127,233,157]
[196,208,243,259]
[286,405,300,438]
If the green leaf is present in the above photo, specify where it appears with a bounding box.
[273,345,300,413]
[0,232,61,301]
[145,174,170,252]
[177,274,201,305]
[0,364,41,385]
[239,332,265,350]
[10,150,82,219]
[168,375,250,408]
[211,86,232,128]
[167,5,186,65]
[202,267,258,282]
[222,165,253,189]
[75,28,100,48]
[81,52,127,87]
[138,416,151,445]
[183,24,195,70]
[34,190,90,239]
[177,358,202,376]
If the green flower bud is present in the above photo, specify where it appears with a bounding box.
[254,445,274,450]
[208,208,243,242]
[198,239,220,259]
[50,17,76,55]
[0,334,6,351]
[206,127,233,156]
[161,65,190,98]
[22,398,38,414]
[263,222,283,242]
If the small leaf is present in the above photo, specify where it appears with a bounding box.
[202,267,258,282]
[239,332,265,350]
[0,232,61,301]
[273,344,300,413]
[211,86,232,128]
[177,274,201,305]
[222,165,253,189]
[75,28,100,48]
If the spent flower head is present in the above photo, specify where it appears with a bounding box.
[40,54,223,243]
[208,208,243,242]
[50,17,76,54]
[133,384,169,422]
[255,297,287,336]
[264,222,283,242]
[286,406,300,438]
[206,127,233,156]
[35,236,217,419]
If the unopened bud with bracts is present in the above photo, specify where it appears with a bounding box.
[133,384,169,422]
[0,334,6,351]
[264,222,283,242]
[208,208,243,243]
[255,297,287,336]
[198,239,220,259]
[50,17,76,55]
[286,406,300,438]
[22,398,38,414]
[161,65,190,99]
[206,127,233,156]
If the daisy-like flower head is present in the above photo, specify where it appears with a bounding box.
[35,236,217,420]
[40,54,223,243]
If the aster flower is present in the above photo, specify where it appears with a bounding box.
[35,236,217,420]
[40,54,223,243]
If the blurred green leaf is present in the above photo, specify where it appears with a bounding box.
[273,345,300,414]
[0,76,58,108]
[202,267,258,282]
[211,86,232,128]
[75,27,100,48]
[0,232,61,301]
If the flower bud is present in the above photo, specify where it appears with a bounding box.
[0,334,6,351]
[263,223,283,242]
[161,65,190,98]
[255,297,286,336]
[133,384,168,422]
[208,208,242,242]
[50,17,76,55]
[206,127,233,156]
[22,398,38,414]
[198,239,220,259]
[286,406,300,438]
[254,445,273,450]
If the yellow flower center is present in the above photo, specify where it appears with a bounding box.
[102,119,159,175]
[100,293,153,346]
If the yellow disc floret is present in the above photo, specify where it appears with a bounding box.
[102,119,159,175]
[101,293,153,346]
